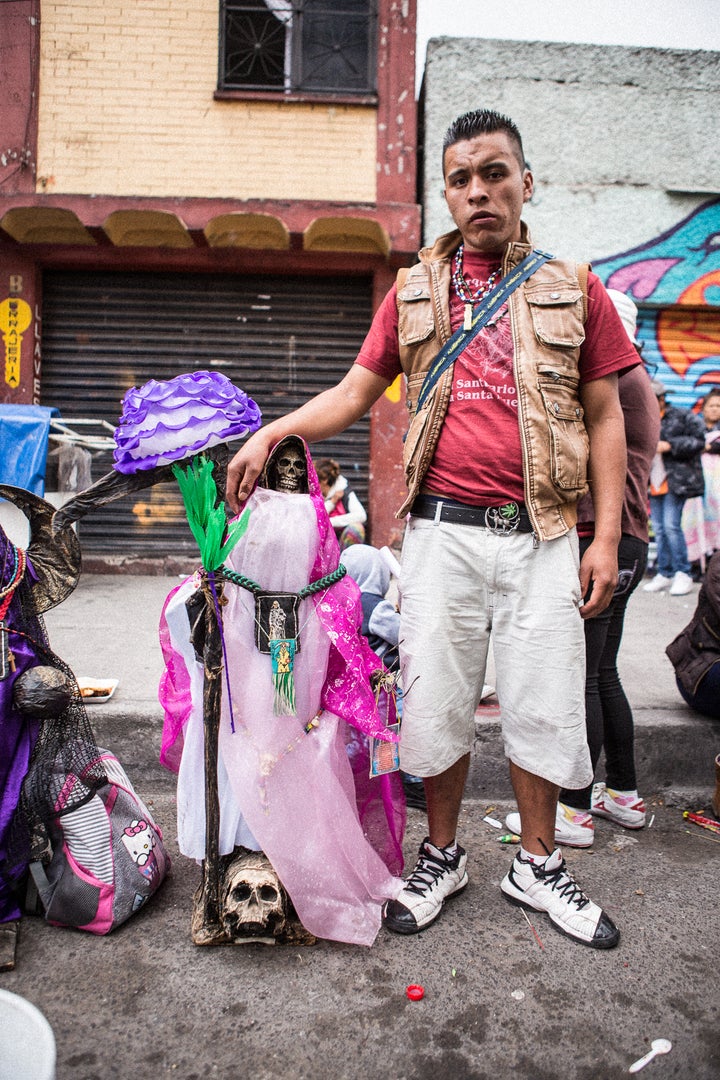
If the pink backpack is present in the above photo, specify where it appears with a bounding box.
[28,749,170,934]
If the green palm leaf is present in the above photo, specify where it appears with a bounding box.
[172,455,250,571]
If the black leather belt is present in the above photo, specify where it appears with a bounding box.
[410,494,534,534]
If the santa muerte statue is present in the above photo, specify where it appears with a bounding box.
[54,371,405,947]
[0,483,83,968]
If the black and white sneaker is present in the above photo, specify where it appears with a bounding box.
[382,838,468,934]
[500,850,620,949]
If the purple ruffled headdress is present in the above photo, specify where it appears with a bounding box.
[113,370,262,473]
[51,371,262,538]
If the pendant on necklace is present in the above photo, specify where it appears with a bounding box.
[463,303,473,331]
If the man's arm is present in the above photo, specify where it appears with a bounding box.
[226,364,390,512]
[578,372,627,619]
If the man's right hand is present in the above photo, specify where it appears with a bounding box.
[224,365,390,513]
[226,429,273,513]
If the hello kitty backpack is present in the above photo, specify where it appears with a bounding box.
[25,748,170,934]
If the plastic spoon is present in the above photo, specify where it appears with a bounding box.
[629,1039,672,1073]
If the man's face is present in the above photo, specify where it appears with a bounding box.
[442,132,533,254]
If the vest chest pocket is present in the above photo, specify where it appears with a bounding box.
[526,285,585,348]
[538,374,589,493]
[398,278,435,346]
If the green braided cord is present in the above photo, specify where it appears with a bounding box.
[216,567,262,594]
[217,563,346,597]
[298,564,347,598]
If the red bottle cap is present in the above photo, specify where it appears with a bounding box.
[406,984,425,1001]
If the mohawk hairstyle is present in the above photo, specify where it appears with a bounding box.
[442,109,527,172]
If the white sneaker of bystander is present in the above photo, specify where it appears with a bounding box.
[643,573,672,592]
[669,571,693,596]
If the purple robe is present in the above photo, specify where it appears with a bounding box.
[0,552,45,922]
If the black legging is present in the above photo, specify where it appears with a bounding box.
[560,534,648,809]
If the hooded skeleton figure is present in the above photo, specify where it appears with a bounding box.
[52,373,405,947]
[0,485,81,931]
[159,435,405,946]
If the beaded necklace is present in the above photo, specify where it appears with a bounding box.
[0,543,27,675]
[452,243,502,330]
[0,544,26,607]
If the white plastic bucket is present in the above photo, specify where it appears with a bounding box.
[0,989,56,1080]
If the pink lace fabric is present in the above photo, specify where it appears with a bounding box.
[158,581,192,775]
[158,441,405,945]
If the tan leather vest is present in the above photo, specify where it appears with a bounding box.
[396,224,589,541]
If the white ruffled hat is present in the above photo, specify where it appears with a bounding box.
[606,288,640,346]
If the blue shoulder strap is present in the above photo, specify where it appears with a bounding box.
[415,248,553,413]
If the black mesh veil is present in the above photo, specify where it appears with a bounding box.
[1,585,106,902]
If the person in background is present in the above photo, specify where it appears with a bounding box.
[666,549,720,719]
[505,290,658,848]
[681,387,720,578]
[339,544,400,670]
[316,458,368,549]
[339,543,427,811]
[666,550,720,831]
[643,381,705,596]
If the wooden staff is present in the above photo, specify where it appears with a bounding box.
[189,574,226,943]
[190,446,230,945]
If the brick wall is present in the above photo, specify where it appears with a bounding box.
[36,0,377,201]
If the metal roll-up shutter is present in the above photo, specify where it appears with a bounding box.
[40,270,373,556]
[637,306,720,409]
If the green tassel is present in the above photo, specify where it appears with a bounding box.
[172,454,250,571]
[270,638,296,716]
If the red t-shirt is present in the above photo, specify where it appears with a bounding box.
[356,249,638,505]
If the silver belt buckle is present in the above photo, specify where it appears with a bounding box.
[484,501,520,533]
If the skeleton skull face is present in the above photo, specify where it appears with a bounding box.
[275,446,307,492]
[262,436,309,494]
[220,850,288,942]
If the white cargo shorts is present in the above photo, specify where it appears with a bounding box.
[397,516,592,790]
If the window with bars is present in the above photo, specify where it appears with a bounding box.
[219,0,377,95]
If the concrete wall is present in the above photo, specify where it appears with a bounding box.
[36,0,377,202]
[421,38,720,262]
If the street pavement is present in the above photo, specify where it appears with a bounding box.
[2,572,719,1080]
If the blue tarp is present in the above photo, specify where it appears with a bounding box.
[0,404,59,495]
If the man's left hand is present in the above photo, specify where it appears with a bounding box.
[578,538,618,619]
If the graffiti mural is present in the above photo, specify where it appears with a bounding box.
[594,199,720,408]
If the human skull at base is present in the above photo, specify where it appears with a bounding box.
[220,849,288,942]
[218,848,317,945]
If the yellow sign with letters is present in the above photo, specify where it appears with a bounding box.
[0,296,32,389]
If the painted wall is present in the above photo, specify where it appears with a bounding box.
[421,38,720,264]
[594,199,720,408]
[35,0,378,202]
